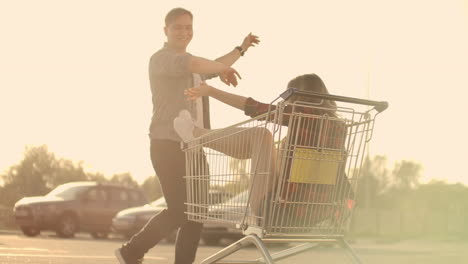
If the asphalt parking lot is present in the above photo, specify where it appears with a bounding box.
[1,230,468,264]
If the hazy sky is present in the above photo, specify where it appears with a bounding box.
[1,0,467,184]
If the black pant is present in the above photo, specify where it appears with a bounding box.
[124,139,204,264]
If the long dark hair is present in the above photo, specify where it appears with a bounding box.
[286,74,337,113]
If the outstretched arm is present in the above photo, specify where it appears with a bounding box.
[185,34,259,86]
[154,50,241,87]
[185,83,247,111]
[215,33,260,66]
[188,56,229,74]
[189,56,241,86]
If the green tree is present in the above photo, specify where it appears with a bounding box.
[355,155,389,208]
[376,160,423,209]
[2,145,53,195]
[86,171,107,182]
[109,172,139,188]
[44,159,88,189]
[392,160,422,191]
[0,145,87,206]
[0,145,155,208]
[0,145,75,206]
[140,176,163,201]
[409,180,468,211]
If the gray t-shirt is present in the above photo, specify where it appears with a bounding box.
[148,44,214,142]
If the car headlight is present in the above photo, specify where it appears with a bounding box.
[13,206,31,217]
[114,215,137,223]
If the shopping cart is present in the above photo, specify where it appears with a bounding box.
[183,88,388,264]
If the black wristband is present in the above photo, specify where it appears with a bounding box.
[235,46,245,56]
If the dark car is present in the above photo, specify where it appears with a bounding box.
[111,196,174,241]
[13,181,148,239]
[111,190,233,244]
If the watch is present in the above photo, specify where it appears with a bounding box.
[235,46,245,56]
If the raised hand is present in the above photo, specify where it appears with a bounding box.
[240,33,260,52]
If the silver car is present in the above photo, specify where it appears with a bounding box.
[111,191,234,244]
[201,191,250,245]
[111,197,175,241]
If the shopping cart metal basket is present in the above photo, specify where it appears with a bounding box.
[183,88,388,264]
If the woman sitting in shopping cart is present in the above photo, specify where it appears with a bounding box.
[175,73,355,223]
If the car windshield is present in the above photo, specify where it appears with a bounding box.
[149,197,167,207]
[46,184,93,200]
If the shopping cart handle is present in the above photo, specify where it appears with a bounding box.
[280,88,389,113]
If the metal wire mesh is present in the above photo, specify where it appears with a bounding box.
[184,99,377,239]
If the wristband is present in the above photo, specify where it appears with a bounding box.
[235,46,245,56]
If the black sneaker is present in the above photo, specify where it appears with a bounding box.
[115,247,143,264]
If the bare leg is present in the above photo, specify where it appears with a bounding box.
[194,126,278,216]
[174,112,278,217]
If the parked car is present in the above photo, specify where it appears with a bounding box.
[201,190,249,245]
[13,181,148,239]
[111,196,176,242]
[111,190,234,244]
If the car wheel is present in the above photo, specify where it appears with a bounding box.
[90,231,109,239]
[56,214,78,238]
[20,226,40,237]
[202,234,222,246]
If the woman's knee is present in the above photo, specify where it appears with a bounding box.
[252,127,273,141]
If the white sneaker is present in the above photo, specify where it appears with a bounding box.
[174,110,195,142]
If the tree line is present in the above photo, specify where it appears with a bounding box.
[355,155,468,214]
[1,145,467,216]
[0,145,163,207]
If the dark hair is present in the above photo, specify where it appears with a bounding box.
[287,73,337,111]
[165,8,193,26]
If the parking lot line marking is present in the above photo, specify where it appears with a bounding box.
[0,247,66,253]
[0,253,165,260]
